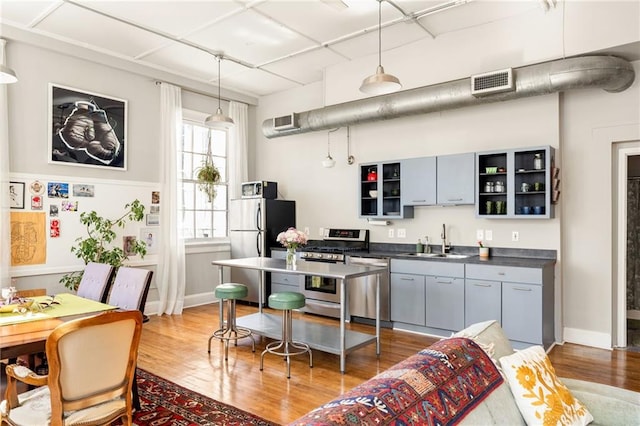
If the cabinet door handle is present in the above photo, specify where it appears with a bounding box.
[498,272,506,276]
[512,287,532,292]
[400,277,415,281]
[412,199,426,203]
[473,283,492,287]
[447,198,463,201]
[436,279,453,284]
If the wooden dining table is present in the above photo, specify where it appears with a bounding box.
[0,293,117,360]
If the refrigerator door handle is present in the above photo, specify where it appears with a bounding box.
[256,231,262,256]
[256,204,262,231]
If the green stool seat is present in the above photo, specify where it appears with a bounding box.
[208,283,254,360]
[261,292,312,378]
[268,291,305,311]
[215,283,248,300]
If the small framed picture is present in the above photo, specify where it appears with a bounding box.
[140,228,159,255]
[9,182,25,209]
[146,214,160,226]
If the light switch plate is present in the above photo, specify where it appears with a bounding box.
[388,229,395,238]
[476,229,484,241]
[397,228,406,238]
[512,231,519,242]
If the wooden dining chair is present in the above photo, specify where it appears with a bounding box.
[76,262,115,303]
[1,310,143,426]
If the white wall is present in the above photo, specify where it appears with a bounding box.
[254,2,640,348]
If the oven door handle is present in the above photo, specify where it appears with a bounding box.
[304,299,341,310]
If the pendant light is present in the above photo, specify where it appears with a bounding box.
[205,55,234,130]
[322,128,338,168]
[359,0,401,95]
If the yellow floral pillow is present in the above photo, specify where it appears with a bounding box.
[499,346,593,426]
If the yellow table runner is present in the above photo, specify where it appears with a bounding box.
[0,293,116,326]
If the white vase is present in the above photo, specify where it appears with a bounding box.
[479,247,490,258]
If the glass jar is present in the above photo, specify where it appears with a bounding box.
[495,181,505,193]
[534,153,543,170]
[484,182,494,193]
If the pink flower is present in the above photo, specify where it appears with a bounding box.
[478,240,484,248]
[276,227,308,249]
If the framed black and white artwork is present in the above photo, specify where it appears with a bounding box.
[9,182,25,209]
[48,84,127,170]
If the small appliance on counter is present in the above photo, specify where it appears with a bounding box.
[241,181,277,199]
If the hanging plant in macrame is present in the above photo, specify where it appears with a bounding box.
[196,142,221,203]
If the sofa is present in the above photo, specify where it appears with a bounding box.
[289,321,640,425]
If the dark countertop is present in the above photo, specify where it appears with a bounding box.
[273,243,556,269]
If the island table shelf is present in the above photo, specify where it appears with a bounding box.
[210,257,387,373]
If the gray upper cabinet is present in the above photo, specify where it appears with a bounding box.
[400,157,436,206]
[436,153,475,205]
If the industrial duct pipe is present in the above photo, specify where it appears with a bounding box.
[262,55,635,138]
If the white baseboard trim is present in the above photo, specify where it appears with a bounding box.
[563,327,612,350]
[144,292,217,316]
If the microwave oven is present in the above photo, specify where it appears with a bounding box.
[241,181,278,199]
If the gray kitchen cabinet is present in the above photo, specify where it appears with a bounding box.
[464,279,501,327]
[465,263,554,349]
[436,153,475,205]
[400,157,436,206]
[476,145,555,219]
[270,250,303,294]
[425,275,465,331]
[390,272,425,325]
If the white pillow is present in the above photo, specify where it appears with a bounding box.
[499,346,593,426]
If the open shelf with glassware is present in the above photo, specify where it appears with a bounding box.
[476,146,555,219]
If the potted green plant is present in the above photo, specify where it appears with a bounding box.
[60,200,147,291]
[196,158,221,202]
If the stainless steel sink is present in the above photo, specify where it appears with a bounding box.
[404,253,469,259]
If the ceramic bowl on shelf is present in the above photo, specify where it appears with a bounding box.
[485,167,497,174]
[369,190,378,198]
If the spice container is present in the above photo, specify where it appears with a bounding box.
[534,153,543,170]
[484,182,494,193]
[494,181,505,193]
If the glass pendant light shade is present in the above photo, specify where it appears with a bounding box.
[0,64,18,84]
[359,0,401,95]
[205,55,234,130]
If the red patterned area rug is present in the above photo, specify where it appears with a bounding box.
[120,368,278,426]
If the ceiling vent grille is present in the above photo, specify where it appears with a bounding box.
[471,68,514,97]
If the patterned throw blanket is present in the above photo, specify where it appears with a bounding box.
[290,337,503,426]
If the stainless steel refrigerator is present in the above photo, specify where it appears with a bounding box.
[228,198,296,304]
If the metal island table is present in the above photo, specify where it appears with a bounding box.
[210,257,387,373]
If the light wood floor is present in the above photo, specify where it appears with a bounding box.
[136,303,640,425]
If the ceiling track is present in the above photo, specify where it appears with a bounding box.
[262,55,635,139]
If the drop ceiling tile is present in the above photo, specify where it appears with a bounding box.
[224,68,299,97]
[261,47,346,85]
[80,1,244,38]
[34,2,169,58]
[331,19,428,59]
[0,0,59,26]
[184,8,317,65]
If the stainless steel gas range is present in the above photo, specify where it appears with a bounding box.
[298,228,390,322]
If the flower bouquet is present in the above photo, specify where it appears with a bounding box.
[478,240,489,258]
[276,227,308,266]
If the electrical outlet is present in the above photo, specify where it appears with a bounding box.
[318,227,325,237]
[485,230,493,241]
[388,229,395,238]
[476,229,484,241]
[304,227,310,236]
[512,231,519,242]
[397,228,406,238]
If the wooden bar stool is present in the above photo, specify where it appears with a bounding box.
[260,292,312,378]
[208,283,254,360]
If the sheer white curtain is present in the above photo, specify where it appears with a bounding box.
[228,101,248,199]
[0,40,12,287]
[157,83,185,315]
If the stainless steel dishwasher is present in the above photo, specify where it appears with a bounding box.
[346,255,390,322]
